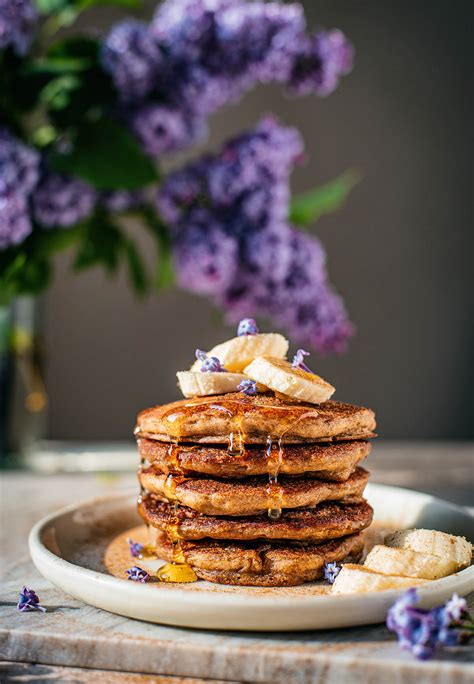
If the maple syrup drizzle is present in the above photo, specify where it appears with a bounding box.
[265,437,284,519]
[156,472,198,583]
[166,442,183,474]
[156,396,319,577]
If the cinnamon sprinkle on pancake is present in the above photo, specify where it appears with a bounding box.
[138,495,373,542]
[136,393,376,444]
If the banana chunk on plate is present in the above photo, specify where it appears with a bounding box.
[364,544,460,580]
[177,371,247,398]
[332,564,431,594]
[384,529,472,571]
[244,355,335,405]
[190,333,288,374]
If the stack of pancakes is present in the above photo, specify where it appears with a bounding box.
[135,393,376,586]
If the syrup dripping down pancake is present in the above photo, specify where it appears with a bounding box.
[152,532,365,586]
[138,467,370,516]
[138,495,373,542]
[135,394,376,444]
[137,438,371,481]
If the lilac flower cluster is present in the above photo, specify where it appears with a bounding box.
[238,378,257,396]
[0,128,99,248]
[237,318,259,336]
[157,118,353,352]
[195,349,227,372]
[101,0,353,157]
[32,172,96,228]
[323,562,341,584]
[126,566,150,582]
[0,129,38,248]
[387,589,472,660]
[127,538,144,558]
[0,0,37,57]
[17,586,46,612]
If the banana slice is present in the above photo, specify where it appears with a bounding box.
[332,564,430,594]
[177,371,247,398]
[190,334,288,373]
[384,529,472,571]
[244,355,335,405]
[364,544,459,580]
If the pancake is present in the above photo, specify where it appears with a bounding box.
[138,495,373,542]
[135,393,376,444]
[137,437,371,481]
[153,532,365,586]
[138,467,369,516]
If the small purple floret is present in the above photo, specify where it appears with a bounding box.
[127,538,144,558]
[17,586,46,612]
[237,318,259,336]
[291,349,313,373]
[323,562,341,584]
[238,379,257,396]
[126,566,149,582]
[444,593,468,623]
[195,349,227,372]
[386,589,473,660]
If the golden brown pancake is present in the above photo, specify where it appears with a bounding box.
[137,437,371,481]
[153,532,365,586]
[135,393,376,444]
[139,495,373,542]
[139,467,369,515]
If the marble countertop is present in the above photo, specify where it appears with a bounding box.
[1,441,473,683]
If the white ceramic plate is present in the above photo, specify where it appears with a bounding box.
[29,483,474,631]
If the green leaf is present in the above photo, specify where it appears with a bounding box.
[290,170,361,226]
[34,225,83,256]
[123,239,149,295]
[16,258,52,295]
[74,213,123,272]
[136,206,175,289]
[156,248,175,289]
[23,57,92,74]
[34,0,69,13]
[39,74,81,110]
[78,0,141,8]
[51,116,158,190]
[48,37,99,60]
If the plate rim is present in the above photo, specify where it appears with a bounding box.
[29,482,474,611]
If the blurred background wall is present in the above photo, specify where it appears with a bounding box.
[44,0,473,441]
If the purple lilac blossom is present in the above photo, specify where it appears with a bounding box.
[173,211,238,295]
[237,318,258,335]
[195,349,227,372]
[101,20,163,101]
[32,172,96,227]
[108,1,351,109]
[127,538,144,558]
[215,2,305,83]
[130,104,206,157]
[126,566,149,582]
[237,378,257,395]
[289,29,354,96]
[101,189,144,213]
[0,190,32,249]
[17,586,46,612]
[292,349,313,373]
[386,589,471,660]
[157,118,353,353]
[0,0,37,56]
[0,129,39,195]
[323,562,341,584]
[444,594,468,623]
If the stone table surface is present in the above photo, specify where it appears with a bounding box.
[0,441,473,683]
